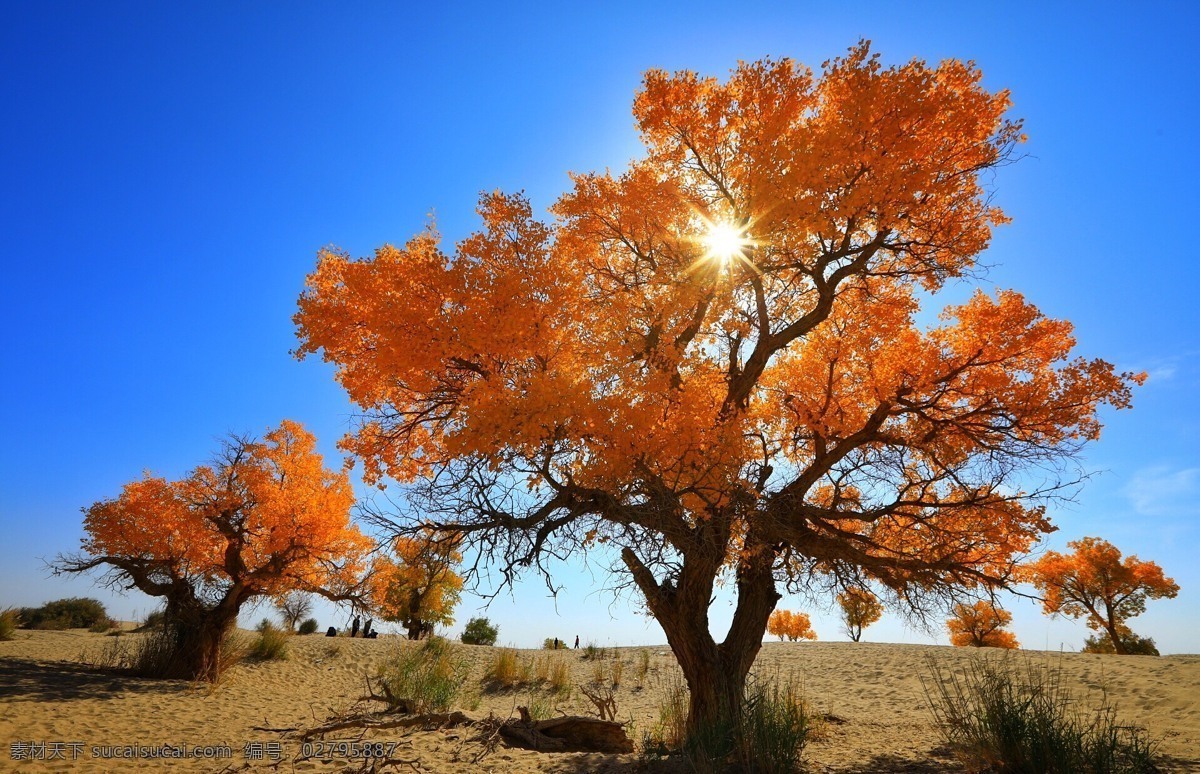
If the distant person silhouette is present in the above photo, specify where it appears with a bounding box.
[351,616,361,638]
[363,619,373,638]
[574,635,579,649]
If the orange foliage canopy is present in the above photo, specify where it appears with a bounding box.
[294,43,1140,729]
[58,421,371,679]
[946,601,1019,649]
[837,588,883,642]
[768,609,817,641]
[1023,537,1178,654]
[371,534,463,639]
[76,420,369,600]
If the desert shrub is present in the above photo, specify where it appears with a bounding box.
[485,647,522,688]
[138,610,166,631]
[583,641,606,660]
[248,622,290,661]
[534,654,552,682]
[542,636,568,650]
[924,654,1160,773]
[636,649,651,686]
[1082,633,1160,656]
[20,598,108,630]
[735,671,818,774]
[590,658,609,686]
[298,618,319,635]
[89,618,118,633]
[648,672,689,752]
[527,695,554,721]
[547,657,572,696]
[1,608,20,640]
[611,658,624,688]
[460,616,499,646]
[378,636,470,713]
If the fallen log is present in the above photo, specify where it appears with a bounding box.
[499,708,633,754]
[297,706,633,756]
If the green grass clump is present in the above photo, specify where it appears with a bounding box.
[547,656,572,696]
[735,671,818,773]
[248,622,290,661]
[924,654,1160,773]
[485,647,522,688]
[0,608,20,641]
[378,636,470,713]
[636,649,651,687]
[640,669,818,773]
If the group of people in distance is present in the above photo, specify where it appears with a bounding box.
[325,615,378,638]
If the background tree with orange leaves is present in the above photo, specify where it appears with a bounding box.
[837,587,883,642]
[54,421,371,680]
[295,42,1141,736]
[1024,537,1178,655]
[768,609,817,641]
[946,601,1019,649]
[371,534,463,639]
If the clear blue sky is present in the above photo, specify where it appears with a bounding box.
[3,2,1197,652]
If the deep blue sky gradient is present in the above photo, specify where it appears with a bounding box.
[3,2,1197,651]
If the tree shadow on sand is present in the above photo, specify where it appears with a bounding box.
[831,748,963,773]
[0,658,184,702]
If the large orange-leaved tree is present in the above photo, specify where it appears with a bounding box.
[1024,537,1178,654]
[55,420,371,680]
[294,43,1140,734]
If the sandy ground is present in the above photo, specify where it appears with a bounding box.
[2,629,1197,772]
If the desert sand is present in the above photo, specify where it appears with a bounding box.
[2,629,1197,772]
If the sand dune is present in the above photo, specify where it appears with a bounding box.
[2,629,1197,772]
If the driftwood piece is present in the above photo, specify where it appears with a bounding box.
[499,711,633,754]
[300,711,471,741]
[579,683,619,721]
[296,704,633,758]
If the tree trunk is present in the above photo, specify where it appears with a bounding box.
[1105,614,1128,655]
[622,536,780,749]
[162,600,240,681]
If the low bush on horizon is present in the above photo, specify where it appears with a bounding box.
[461,616,499,646]
[378,636,471,713]
[137,610,166,631]
[1082,632,1160,656]
[19,598,108,630]
[0,608,19,641]
[924,654,1160,773]
[89,617,118,634]
[542,637,568,650]
[297,618,319,635]
[248,622,290,662]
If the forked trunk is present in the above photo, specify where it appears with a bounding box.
[623,540,780,749]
